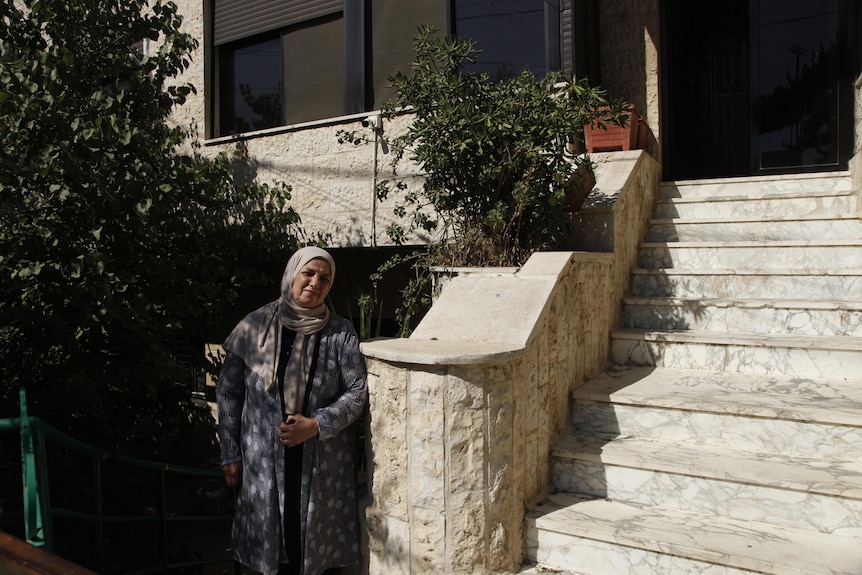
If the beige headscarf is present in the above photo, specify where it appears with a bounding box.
[223,247,335,414]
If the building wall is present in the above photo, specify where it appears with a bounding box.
[168,0,665,249]
[597,0,662,165]
[359,150,661,573]
[170,0,426,249]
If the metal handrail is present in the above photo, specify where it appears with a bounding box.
[0,388,235,574]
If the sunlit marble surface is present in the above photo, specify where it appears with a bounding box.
[527,494,862,575]
[622,297,862,336]
[629,269,862,300]
[551,437,862,534]
[529,172,862,574]
[654,191,857,218]
[638,241,862,270]
[649,214,862,242]
[611,328,862,378]
[573,366,862,437]
[659,172,852,199]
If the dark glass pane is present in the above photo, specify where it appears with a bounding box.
[372,0,448,109]
[283,15,344,124]
[756,0,841,169]
[219,35,282,136]
[454,0,546,80]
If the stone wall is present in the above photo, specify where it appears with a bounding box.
[853,72,862,212]
[359,151,659,573]
[168,0,425,248]
[167,0,665,250]
[200,114,425,248]
[597,0,661,164]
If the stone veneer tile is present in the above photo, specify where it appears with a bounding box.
[410,506,446,574]
[446,408,485,493]
[364,510,410,574]
[408,369,446,509]
[447,490,486,569]
[367,359,409,518]
[447,365,485,409]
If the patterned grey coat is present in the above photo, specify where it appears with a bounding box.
[216,314,368,575]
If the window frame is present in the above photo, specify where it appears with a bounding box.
[207,0,588,139]
[449,0,562,79]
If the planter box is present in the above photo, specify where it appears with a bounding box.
[584,104,647,153]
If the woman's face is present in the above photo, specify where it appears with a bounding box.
[292,258,332,308]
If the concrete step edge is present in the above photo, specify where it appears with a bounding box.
[622,296,862,310]
[575,366,862,428]
[611,328,862,351]
[527,493,862,575]
[650,213,862,225]
[552,432,862,500]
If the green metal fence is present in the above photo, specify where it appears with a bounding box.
[0,388,236,574]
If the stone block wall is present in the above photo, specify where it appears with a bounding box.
[167,0,425,249]
[597,0,662,164]
[166,0,664,250]
[359,151,659,573]
[198,114,425,248]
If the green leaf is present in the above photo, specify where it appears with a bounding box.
[0,0,307,460]
[70,257,83,278]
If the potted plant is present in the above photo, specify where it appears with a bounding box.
[372,25,628,333]
[584,104,646,152]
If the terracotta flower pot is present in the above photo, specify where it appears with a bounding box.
[584,104,647,153]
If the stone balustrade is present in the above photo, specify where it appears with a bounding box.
[359,151,660,573]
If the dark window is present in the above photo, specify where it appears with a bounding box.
[218,34,282,135]
[755,0,843,170]
[210,0,582,137]
[212,0,343,137]
[371,0,448,109]
[453,0,556,80]
[283,16,345,125]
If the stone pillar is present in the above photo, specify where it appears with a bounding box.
[360,252,575,574]
[361,345,527,574]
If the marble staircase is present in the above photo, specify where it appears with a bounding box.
[525,172,862,574]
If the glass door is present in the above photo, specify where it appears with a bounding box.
[662,0,857,180]
[750,0,852,173]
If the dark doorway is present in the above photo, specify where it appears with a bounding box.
[662,0,858,181]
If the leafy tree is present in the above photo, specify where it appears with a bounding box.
[381,24,628,267]
[0,0,306,457]
[371,25,627,334]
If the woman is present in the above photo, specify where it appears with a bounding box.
[216,246,368,575]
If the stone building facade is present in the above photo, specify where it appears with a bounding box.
[169,0,664,252]
[166,2,860,572]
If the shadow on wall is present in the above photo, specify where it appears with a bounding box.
[598,1,658,160]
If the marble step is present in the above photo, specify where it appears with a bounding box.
[653,189,857,219]
[621,297,862,336]
[515,564,583,575]
[648,214,862,242]
[629,268,862,300]
[638,240,862,270]
[611,328,862,378]
[551,433,862,534]
[571,367,862,460]
[659,171,852,200]
[526,493,862,575]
